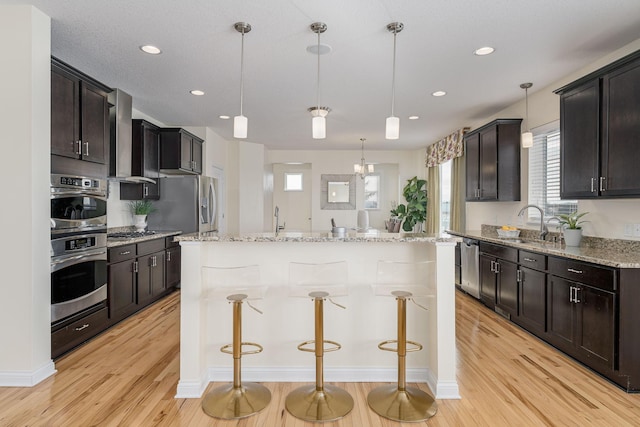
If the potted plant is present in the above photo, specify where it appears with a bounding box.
[557,211,588,246]
[387,201,404,232]
[400,177,427,232]
[129,200,156,232]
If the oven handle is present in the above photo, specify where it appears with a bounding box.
[50,189,107,199]
[51,249,107,273]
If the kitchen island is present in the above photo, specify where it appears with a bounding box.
[174,231,460,400]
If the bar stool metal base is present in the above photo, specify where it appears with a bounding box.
[202,382,271,420]
[285,384,354,422]
[367,384,437,422]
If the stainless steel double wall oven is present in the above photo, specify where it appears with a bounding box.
[50,174,108,325]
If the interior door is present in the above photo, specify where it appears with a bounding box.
[273,163,312,232]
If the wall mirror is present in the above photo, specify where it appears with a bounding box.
[321,174,356,210]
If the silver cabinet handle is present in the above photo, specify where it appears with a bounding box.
[516,269,522,282]
[523,257,536,263]
[490,260,495,272]
[134,261,139,273]
[167,250,171,262]
[567,268,583,274]
[591,177,596,193]
[76,140,82,155]
[569,286,575,303]
[494,261,500,273]
[75,324,89,331]
[84,141,89,156]
[574,287,581,303]
[144,184,149,197]
[600,176,606,192]
[119,250,131,255]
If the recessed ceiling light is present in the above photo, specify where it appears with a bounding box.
[409,116,419,120]
[190,90,205,96]
[140,45,162,55]
[474,46,494,56]
[432,90,447,97]
[219,115,230,120]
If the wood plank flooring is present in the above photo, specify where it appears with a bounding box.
[1,290,639,426]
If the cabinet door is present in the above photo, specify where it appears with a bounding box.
[479,126,498,200]
[108,259,137,321]
[602,59,640,197]
[51,69,80,159]
[465,133,480,200]
[192,138,203,174]
[576,284,615,369]
[546,276,576,353]
[560,80,600,198]
[180,133,193,171]
[151,251,166,297]
[166,246,181,288]
[496,260,518,317]
[517,266,546,334]
[142,125,160,198]
[80,82,108,164]
[137,253,155,306]
[479,254,496,307]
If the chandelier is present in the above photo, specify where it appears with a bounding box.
[354,138,374,178]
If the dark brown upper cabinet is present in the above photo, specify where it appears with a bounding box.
[465,119,522,202]
[51,58,110,165]
[120,120,160,200]
[556,50,640,199]
[159,128,203,175]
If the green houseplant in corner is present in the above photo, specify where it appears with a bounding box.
[399,176,427,232]
[557,211,588,247]
[129,200,156,232]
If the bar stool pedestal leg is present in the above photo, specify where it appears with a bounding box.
[286,294,354,422]
[367,295,437,422]
[202,296,271,419]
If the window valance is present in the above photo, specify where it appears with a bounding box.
[425,127,468,167]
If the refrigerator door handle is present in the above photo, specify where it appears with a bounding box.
[208,181,216,227]
[200,193,209,224]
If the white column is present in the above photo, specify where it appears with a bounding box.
[0,5,54,387]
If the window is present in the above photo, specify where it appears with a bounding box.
[364,174,380,209]
[439,160,452,233]
[528,123,577,222]
[284,173,303,191]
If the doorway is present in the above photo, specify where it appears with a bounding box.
[273,163,312,232]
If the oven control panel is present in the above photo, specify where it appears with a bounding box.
[51,173,108,195]
[51,233,107,258]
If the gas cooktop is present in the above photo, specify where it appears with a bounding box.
[107,231,157,239]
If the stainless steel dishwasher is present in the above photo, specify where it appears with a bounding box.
[461,238,480,299]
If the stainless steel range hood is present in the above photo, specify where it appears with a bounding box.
[108,89,155,184]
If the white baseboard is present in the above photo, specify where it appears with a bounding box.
[175,375,208,398]
[0,360,56,387]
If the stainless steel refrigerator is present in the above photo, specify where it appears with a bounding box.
[146,175,218,233]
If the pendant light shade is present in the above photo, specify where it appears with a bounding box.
[233,22,251,139]
[520,82,533,148]
[310,22,328,139]
[386,22,403,140]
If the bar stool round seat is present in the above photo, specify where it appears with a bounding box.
[201,265,271,420]
[367,260,438,422]
[285,261,354,422]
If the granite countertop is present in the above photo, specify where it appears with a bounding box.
[107,229,182,248]
[448,226,640,269]
[175,230,456,244]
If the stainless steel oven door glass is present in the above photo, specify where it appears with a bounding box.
[50,233,107,323]
[50,174,107,235]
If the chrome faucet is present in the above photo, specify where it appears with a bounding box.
[517,204,548,240]
[546,216,563,245]
[274,206,285,234]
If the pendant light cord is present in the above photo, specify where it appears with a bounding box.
[316,30,321,111]
[239,29,245,117]
[391,28,397,117]
[525,86,529,132]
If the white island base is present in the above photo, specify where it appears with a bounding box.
[175,232,460,401]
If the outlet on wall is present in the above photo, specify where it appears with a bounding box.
[635,223,640,237]
[624,224,634,236]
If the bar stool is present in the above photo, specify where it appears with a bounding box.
[367,260,438,422]
[201,265,271,419]
[285,261,354,422]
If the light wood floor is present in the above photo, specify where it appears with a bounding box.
[2,290,640,426]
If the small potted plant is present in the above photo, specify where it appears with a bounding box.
[557,211,589,246]
[387,201,404,233]
[400,176,427,232]
[129,200,156,232]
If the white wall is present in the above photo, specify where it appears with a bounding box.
[0,5,55,385]
[465,38,640,239]
[267,149,424,231]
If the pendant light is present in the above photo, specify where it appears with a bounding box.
[520,82,533,148]
[386,22,403,140]
[233,22,251,139]
[354,138,374,178]
[309,22,329,139]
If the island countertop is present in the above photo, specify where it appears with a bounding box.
[175,230,456,243]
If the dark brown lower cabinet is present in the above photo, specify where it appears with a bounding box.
[514,266,546,337]
[108,256,137,322]
[166,238,181,288]
[51,307,109,359]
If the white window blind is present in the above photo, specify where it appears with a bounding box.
[528,126,577,222]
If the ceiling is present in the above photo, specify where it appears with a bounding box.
[4,0,640,150]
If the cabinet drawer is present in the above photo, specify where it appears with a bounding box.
[548,257,616,291]
[519,250,546,271]
[166,235,180,248]
[51,307,109,358]
[137,238,166,256]
[108,244,136,263]
[479,242,517,262]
